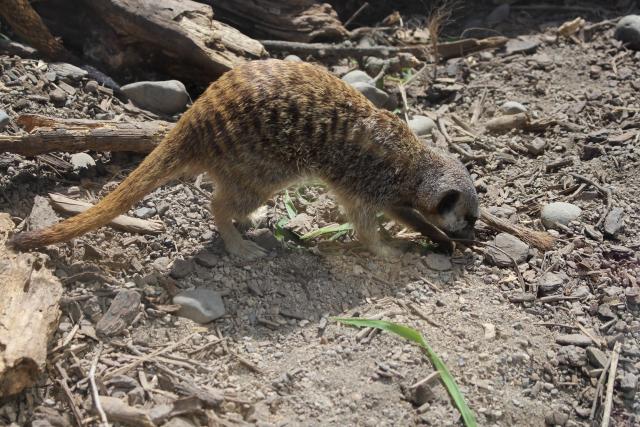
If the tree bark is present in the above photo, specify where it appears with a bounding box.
[0,213,63,397]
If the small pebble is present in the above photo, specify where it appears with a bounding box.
[603,207,624,237]
[341,70,373,85]
[485,232,529,267]
[173,288,226,324]
[407,115,436,136]
[134,206,156,219]
[500,100,527,115]
[614,15,640,50]
[423,252,452,271]
[85,80,99,93]
[0,110,10,130]
[541,202,582,228]
[556,334,592,347]
[49,88,67,105]
[284,55,302,62]
[70,152,95,170]
[121,80,190,115]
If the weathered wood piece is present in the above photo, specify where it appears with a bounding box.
[0,0,68,59]
[261,36,507,61]
[0,213,63,397]
[200,0,347,42]
[85,0,267,82]
[48,193,165,235]
[0,114,172,156]
[96,289,141,337]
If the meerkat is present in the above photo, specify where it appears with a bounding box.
[10,59,479,259]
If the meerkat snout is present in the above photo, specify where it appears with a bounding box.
[414,154,479,240]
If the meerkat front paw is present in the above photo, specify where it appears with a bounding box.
[225,239,268,260]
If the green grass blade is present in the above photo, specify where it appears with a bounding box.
[284,190,297,219]
[300,223,353,240]
[334,318,477,427]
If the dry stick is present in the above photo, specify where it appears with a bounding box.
[591,354,612,420]
[575,321,606,349]
[103,332,196,380]
[568,173,613,227]
[480,209,556,251]
[397,83,410,123]
[343,1,369,28]
[55,363,84,427]
[601,342,622,427]
[89,343,109,427]
[410,371,440,389]
[470,88,487,126]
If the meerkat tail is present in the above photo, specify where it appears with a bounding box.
[10,127,194,250]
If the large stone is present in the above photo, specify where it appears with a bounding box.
[49,62,88,80]
[350,82,388,108]
[538,271,568,294]
[541,202,581,228]
[614,15,640,50]
[173,288,226,324]
[27,195,60,231]
[121,80,190,115]
[341,70,373,85]
[485,233,529,267]
[408,115,436,136]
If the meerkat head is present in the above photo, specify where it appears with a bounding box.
[414,153,479,240]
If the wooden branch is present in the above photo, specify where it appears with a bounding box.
[480,209,556,251]
[0,0,69,59]
[0,213,63,397]
[200,0,347,42]
[48,193,165,235]
[261,36,508,61]
[84,0,267,83]
[0,114,172,156]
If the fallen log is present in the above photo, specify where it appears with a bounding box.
[0,213,63,397]
[48,193,165,235]
[0,115,172,156]
[261,36,508,61]
[87,0,267,82]
[200,0,347,42]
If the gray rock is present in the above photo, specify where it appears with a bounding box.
[364,56,387,76]
[134,206,156,219]
[49,62,88,80]
[195,251,219,268]
[614,15,640,50]
[500,101,527,115]
[156,201,170,216]
[603,207,625,237]
[620,373,638,392]
[170,259,194,279]
[173,288,226,323]
[350,82,389,108]
[505,35,541,55]
[70,153,95,170]
[27,195,60,231]
[586,346,608,368]
[557,345,587,367]
[556,334,592,347]
[341,70,373,85]
[49,88,67,106]
[538,271,567,294]
[408,115,436,136]
[597,304,616,319]
[424,253,452,271]
[524,137,546,155]
[541,202,582,228]
[485,233,529,267]
[284,55,302,62]
[250,228,281,251]
[85,80,99,93]
[544,411,568,426]
[571,286,592,298]
[152,256,171,272]
[121,80,190,115]
[0,110,9,130]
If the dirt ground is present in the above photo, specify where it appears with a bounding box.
[1,3,639,427]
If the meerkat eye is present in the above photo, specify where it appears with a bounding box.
[436,190,460,214]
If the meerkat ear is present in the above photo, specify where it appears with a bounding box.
[436,190,461,214]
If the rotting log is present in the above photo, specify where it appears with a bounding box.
[0,213,63,397]
[86,0,267,82]
[199,0,347,42]
[0,115,173,156]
